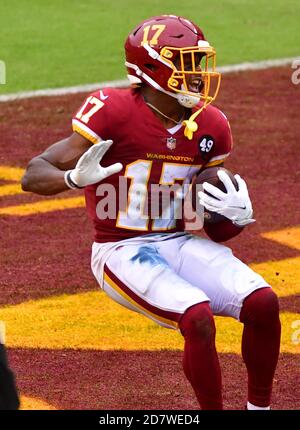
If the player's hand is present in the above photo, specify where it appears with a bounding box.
[198,170,255,226]
[65,140,123,188]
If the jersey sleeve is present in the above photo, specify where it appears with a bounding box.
[204,110,233,168]
[72,90,109,144]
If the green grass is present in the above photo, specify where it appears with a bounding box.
[0,0,299,93]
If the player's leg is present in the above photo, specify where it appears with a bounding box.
[92,239,223,409]
[165,235,280,409]
[239,288,281,410]
[0,325,19,410]
[178,302,222,409]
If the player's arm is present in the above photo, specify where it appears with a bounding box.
[198,112,254,242]
[21,132,122,196]
[200,168,255,242]
[21,132,91,195]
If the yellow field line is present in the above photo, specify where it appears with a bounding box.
[0,196,85,215]
[250,256,300,297]
[0,166,25,197]
[0,183,24,196]
[262,226,300,251]
[0,166,24,181]
[0,290,298,353]
[20,395,57,410]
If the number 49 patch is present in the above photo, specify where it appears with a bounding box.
[198,135,214,154]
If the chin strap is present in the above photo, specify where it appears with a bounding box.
[182,94,217,140]
[182,105,207,140]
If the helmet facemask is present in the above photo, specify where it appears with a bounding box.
[160,44,221,109]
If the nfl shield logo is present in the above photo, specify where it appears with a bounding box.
[166,137,176,150]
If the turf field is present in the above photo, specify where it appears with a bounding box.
[0,0,299,93]
[0,65,299,410]
[0,0,299,411]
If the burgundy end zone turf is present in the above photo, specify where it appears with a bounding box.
[8,349,300,410]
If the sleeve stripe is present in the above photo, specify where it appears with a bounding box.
[72,119,102,144]
[209,152,230,162]
[205,158,227,167]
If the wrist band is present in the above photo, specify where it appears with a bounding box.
[64,170,83,189]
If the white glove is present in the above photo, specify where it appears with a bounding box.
[64,140,123,188]
[198,170,255,226]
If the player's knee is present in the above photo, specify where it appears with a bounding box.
[179,302,216,342]
[240,287,280,326]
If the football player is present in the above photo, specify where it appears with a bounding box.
[22,15,281,410]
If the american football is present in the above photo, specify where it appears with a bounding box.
[191,166,238,223]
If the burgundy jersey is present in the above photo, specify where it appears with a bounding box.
[72,88,233,243]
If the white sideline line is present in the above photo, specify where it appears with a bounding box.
[0,57,298,102]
